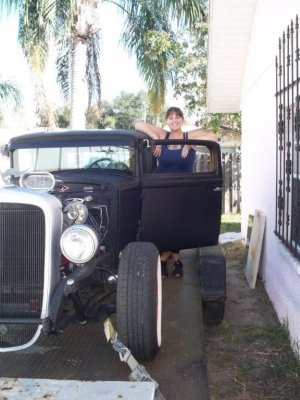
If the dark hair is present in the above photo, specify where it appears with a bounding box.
[165,107,184,119]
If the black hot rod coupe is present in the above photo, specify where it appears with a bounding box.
[0,130,225,361]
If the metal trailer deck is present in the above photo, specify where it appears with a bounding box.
[0,249,209,400]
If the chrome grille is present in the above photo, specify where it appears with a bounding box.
[0,203,45,348]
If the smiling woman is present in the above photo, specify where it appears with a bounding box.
[135,105,218,278]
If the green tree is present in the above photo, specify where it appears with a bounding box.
[85,101,115,129]
[86,91,155,129]
[3,0,206,127]
[112,91,147,129]
[55,106,70,128]
[99,101,116,129]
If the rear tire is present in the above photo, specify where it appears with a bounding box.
[116,242,161,361]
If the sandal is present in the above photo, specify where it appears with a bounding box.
[161,261,169,278]
[172,261,183,278]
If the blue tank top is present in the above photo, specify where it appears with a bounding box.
[154,132,196,173]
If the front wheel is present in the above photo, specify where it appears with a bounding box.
[116,242,161,361]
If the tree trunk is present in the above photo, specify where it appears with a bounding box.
[70,37,88,129]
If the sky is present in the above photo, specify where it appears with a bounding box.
[0,3,147,106]
[100,3,147,100]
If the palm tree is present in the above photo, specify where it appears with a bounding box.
[3,0,206,128]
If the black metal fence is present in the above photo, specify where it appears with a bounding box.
[195,149,241,214]
[275,14,300,259]
[221,151,241,214]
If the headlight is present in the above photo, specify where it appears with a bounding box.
[60,225,99,264]
[64,200,88,224]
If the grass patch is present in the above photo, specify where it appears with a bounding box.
[247,324,300,380]
[208,321,300,398]
[220,213,241,234]
[205,239,300,399]
[237,323,300,397]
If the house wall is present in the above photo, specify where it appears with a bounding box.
[241,0,300,350]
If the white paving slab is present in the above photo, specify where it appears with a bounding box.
[0,378,155,400]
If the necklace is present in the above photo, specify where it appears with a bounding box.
[168,132,183,150]
[168,144,182,150]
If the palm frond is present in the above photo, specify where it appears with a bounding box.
[119,2,178,112]
[0,80,22,110]
[115,0,208,113]
[0,0,21,14]
[55,0,75,33]
[160,0,208,25]
[18,1,55,72]
[56,37,71,102]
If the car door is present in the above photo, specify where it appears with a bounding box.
[139,140,223,252]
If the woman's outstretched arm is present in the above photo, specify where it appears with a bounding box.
[188,129,218,142]
[135,122,165,139]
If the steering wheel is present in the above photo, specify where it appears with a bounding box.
[87,158,130,171]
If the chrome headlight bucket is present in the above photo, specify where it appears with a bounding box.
[60,225,99,264]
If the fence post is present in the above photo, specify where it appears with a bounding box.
[221,153,226,214]
[229,153,233,213]
[236,151,241,213]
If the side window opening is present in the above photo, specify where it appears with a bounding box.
[194,145,214,172]
[145,144,216,174]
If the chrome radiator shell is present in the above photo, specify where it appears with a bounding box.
[0,186,62,351]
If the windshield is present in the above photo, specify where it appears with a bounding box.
[12,145,136,174]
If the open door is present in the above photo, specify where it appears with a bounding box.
[139,140,223,252]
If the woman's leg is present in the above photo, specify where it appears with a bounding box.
[160,251,172,278]
[171,252,180,263]
[171,252,183,278]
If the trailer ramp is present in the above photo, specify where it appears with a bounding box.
[0,249,208,400]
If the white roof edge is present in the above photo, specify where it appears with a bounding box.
[206,0,258,113]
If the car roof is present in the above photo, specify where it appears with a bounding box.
[9,129,149,149]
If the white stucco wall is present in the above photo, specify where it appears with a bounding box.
[241,0,300,349]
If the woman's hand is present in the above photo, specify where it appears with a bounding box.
[181,145,190,158]
[153,145,162,157]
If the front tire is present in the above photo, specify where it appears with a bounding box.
[116,242,161,361]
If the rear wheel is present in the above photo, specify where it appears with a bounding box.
[116,242,161,361]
